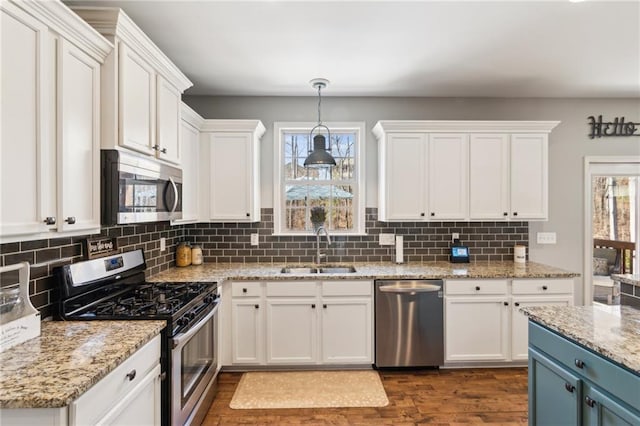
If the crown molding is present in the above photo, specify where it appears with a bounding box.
[70,6,192,92]
[200,119,266,138]
[180,102,205,130]
[13,0,113,62]
[373,120,561,139]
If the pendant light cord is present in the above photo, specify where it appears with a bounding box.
[317,84,322,125]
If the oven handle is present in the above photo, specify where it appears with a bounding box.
[171,302,218,350]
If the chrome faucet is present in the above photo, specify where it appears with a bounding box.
[315,226,331,264]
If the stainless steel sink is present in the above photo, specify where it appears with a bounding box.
[280,267,318,274]
[318,266,357,274]
[279,266,357,274]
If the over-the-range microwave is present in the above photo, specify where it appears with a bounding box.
[101,149,182,225]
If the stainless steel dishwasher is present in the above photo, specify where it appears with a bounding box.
[375,280,444,368]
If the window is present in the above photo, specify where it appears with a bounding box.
[273,122,365,235]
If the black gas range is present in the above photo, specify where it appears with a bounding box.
[55,249,219,426]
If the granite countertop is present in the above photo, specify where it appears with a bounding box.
[612,274,640,287]
[521,305,640,375]
[0,320,165,409]
[148,260,579,283]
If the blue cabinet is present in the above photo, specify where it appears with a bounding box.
[528,321,640,426]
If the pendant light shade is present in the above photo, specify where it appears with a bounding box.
[304,78,336,168]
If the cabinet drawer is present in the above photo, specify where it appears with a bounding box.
[232,282,262,297]
[512,279,573,295]
[266,281,317,297]
[70,334,161,425]
[529,322,640,411]
[322,280,372,296]
[445,280,508,295]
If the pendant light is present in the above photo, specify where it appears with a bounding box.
[304,78,336,167]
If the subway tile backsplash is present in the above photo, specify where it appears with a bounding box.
[0,207,527,319]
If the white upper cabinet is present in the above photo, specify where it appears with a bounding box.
[174,103,204,224]
[469,134,510,220]
[71,7,192,164]
[119,43,155,156]
[428,133,469,220]
[374,121,559,222]
[510,134,548,220]
[201,120,265,222]
[381,133,427,221]
[1,0,111,242]
[57,39,102,233]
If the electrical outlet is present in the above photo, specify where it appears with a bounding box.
[160,237,166,252]
[452,232,460,242]
[537,232,557,244]
[379,233,395,246]
[250,233,259,246]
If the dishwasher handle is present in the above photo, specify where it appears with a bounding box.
[379,283,441,293]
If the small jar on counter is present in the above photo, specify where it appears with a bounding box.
[176,242,192,267]
[191,245,203,265]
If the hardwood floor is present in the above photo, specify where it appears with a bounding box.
[201,368,528,425]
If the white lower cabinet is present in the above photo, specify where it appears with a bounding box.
[444,278,574,364]
[0,335,161,426]
[229,280,373,366]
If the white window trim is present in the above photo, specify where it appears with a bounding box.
[273,121,366,236]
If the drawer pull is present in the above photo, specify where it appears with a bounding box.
[323,304,327,309]
[311,304,316,309]
[242,288,247,293]
[542,285,548,291]
[564,383,575,393]
[585,396,596,408]
[254,304,259,309]
[503,301,509,306]
[126,369,136,381]
[475,286,481,291]
[65,216,76,224]
[420,212,425,217]
[44,216,56,225]
[514,302,520,307]
[574,359,585,369]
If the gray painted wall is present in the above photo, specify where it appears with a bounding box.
[184,95,640,303]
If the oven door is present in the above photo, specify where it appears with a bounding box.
[170,302,218,426]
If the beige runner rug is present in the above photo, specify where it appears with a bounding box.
[229,370,389,409]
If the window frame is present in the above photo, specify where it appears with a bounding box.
[273,121,366,236]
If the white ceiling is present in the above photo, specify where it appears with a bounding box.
[65,0,640,98]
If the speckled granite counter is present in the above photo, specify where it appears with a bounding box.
[521,305,640,375]
[0,320,165,408]
[612,274,640,287]
[148,260,578,283]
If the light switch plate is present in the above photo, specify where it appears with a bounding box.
[250,233,259,246]
[160,237,166,251]
[537,232,557,244]
[452,232,459,242]
[379,233,395,246]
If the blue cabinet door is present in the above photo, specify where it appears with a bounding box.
[529,347,581,426]
[583,384,640,426]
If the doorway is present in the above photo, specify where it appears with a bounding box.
[584,157,640,305]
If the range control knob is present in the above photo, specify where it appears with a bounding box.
[178,317,190,327]
[187,311,196,320]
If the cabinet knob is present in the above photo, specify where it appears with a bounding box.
[323,304,327,309]
[246,213,250,217]
[311,304,316,309]
[65,216,76,224]
[515,302,520,307]
[161,147,167,154]
[43,217,56,225]
[242,288,247,293]
[574,359,585,369]
[430,212,435,217]
[254,304,259,309]
[503,301,509,306]
[542,285,548,291]
[513,212,518,216]
[503,212,508,216]
[153,144,160,151]
[564,383,575,393]
[585,396,596,408]
[126,369,137,381]
[420,212,425,217]
[475,286,481,291]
